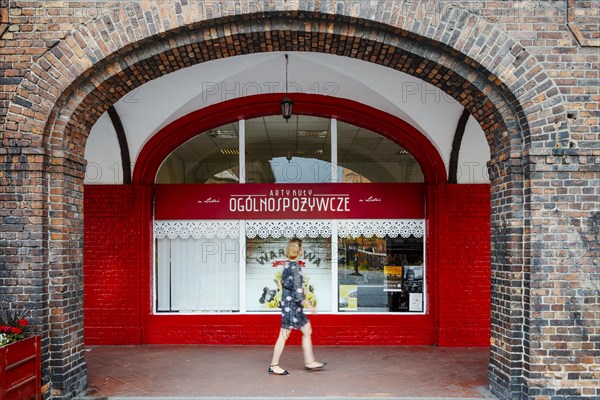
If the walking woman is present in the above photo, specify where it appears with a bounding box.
[269,238,326,375]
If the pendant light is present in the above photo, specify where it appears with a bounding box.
[280,54,293,121]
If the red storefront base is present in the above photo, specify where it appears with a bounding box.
[83,184,490,347]
[0,336,42,400]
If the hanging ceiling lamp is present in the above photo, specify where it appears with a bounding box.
[280,54,293,121]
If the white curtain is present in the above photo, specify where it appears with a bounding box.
[156,238,171,311]
[156,237,239,312]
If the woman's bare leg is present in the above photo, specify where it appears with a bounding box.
[301,322,324,368]
[270,328,291,373]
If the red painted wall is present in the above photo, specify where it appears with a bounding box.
[83,184,490,346]
[437,185,491,346]
[83,185,151,345]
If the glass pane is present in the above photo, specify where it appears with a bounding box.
[246,236,332,312]
[156,238,171,311]
[337,235,424,312]
[155,237,240,312]
[245,115,333,183]
[337,121,424,183]
[155,122,240,183]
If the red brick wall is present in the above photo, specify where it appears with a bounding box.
[438,185,491,346]
[84,184,490,346]
[83,185,151,345]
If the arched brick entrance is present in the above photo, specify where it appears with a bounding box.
[3,2,594,399]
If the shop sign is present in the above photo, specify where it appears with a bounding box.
[155,183,424,220]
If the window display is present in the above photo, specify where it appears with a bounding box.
[245,236,332,312]
[154,218,424,314]
[338,235,424,313]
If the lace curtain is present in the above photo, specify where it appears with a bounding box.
[154,219,424,239]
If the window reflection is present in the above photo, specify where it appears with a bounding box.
[338,235,424,312]
[156,117,423,184]
[245,115,333,183]
[156,122,240,184]
[338,121,423,183]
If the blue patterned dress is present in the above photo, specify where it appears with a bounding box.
[280,260,309,330]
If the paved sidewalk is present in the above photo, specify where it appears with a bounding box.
[79,345,495,399]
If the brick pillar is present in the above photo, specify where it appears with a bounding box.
[489,148,600,399]
[46,155,88,399]
[488,151,528,399]
[0,153,54,393]
[0,151,88,399]
[523,150,600,399]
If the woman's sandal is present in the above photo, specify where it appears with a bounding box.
[304,361,326,371]
[268,364,289,375]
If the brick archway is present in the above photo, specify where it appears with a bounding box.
[1,2,572,399]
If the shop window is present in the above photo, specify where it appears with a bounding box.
[156,122,240,184]
[245,221,332,312]
[245,116,334,183]
[338,237,424,312]
[156,118,423,184]
[154,219,424,314]
[337,220,425,313]
[338,121,423,183]
[155,221,240,312]
[154,116,426,315]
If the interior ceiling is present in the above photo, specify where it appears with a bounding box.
[109,51,480,168]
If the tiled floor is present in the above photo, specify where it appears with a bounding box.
[80,345,494,399]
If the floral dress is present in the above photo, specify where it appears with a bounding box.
[280,260,309,330]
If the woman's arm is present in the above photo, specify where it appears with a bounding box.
[303,298,315,312]
[291,263,305,303]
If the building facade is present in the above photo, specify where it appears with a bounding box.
[0,1,598,399]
